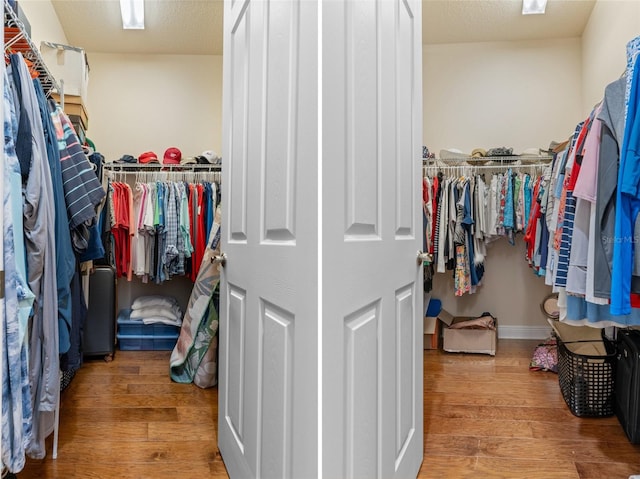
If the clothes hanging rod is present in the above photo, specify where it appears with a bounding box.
[423,163,551,171]
[423,155,553,164]
[4,0,62,97]
[103,163,221,171]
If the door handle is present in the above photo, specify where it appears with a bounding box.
[211,253,227,267]
[417,250,431,264]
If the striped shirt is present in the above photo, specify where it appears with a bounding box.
[51,106,105,229]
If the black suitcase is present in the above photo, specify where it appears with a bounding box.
[83,266,116,360]
[615,329,640,443]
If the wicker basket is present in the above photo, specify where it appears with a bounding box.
[557,337,616,418]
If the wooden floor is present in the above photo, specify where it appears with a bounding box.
[17,340,640,478]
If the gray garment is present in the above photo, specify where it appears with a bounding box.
[9,56,60,460]
[594,77,640,297]
[598,77,626,147]
[596,76,640,284]
[594,123,617,299]
[566,198,590,295]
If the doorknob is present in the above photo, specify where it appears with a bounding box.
[417,250,431,264]
[211,253,227,266]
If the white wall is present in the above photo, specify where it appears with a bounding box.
[581,0,640,115]
[19,0,68,47]
[423,38,584,336]
[423,38,583,155]
[429,239,554,337]
[86,53,223,161]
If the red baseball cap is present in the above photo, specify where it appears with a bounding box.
[163,147,182,165]
[138,151,158,164]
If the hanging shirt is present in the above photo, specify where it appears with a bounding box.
[612,45,640,316]
[2,69,36,473]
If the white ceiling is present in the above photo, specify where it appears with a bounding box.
[51,0,596,56]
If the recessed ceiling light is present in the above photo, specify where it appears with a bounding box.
[120,0,145,29]
[522,0,547,15]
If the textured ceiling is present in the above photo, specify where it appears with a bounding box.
[51,0,596,56]
[423,0,596,44]
[51,0,224,55]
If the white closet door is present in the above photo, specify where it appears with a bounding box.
[322,0,424,478]
[219,0,422,477]
[218,0,318,478]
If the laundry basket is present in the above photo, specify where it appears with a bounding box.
[557,336,616,418]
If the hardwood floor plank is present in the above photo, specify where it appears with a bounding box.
[64,382,129,396]
[137,363,176,375]
[575,461,640,479]
[418,456,581,479]
[127,382,214,395]
[478,437,640,463]
[147,422,216,441]
[68,373,180,385]
[425,390,565,408]
[431,403,574,422]
[176,406,218,424]
[114,350,174,362]
[67,393,213,408]
[423,434,481,456]
[72,462,213,479]
[76,363,140,375]
[529,420,631,442]
[16,462,77,479]
[55,422,149,441]
[60,407,178,423]
[425,417,534,438]
[56,440,217,464]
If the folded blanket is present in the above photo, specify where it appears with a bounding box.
[130,304,182,321]
[132,295,179,310]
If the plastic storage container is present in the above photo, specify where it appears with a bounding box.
[116,333,179,351]
[116,310,181,351]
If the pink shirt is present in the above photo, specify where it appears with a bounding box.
[573,103,604,203]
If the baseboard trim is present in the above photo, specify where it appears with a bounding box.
[498,325,552,340]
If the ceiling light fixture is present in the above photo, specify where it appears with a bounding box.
[120,0,144,29]
[522,0,547,15]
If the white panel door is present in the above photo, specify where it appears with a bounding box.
[322,0,423,478]
[218,0,318,478]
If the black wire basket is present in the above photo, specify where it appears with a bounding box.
[557,336,616,418]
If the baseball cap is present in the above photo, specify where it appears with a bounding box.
[115,154,137,164]
[201,150,221,164]
[163,147,182,165]
[181,156,197,165]
[139,151,158,164]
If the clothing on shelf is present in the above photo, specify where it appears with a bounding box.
[101,176,220,285]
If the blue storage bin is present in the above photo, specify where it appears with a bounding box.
[426,298,442,317]
[117,333,179,351]
[117,309,181,336]
[117,318,180,336]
